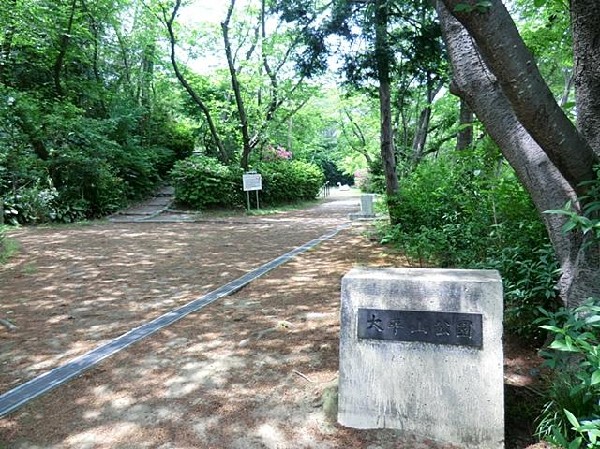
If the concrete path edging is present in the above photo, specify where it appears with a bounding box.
[0,223,350,418]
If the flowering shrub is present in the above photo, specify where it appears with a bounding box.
[263,145,293,161]
[354,169,368,189]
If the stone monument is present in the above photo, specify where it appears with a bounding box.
[349,194,376,220]
[338,267,504,448]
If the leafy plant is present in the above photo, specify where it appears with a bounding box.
[170,155,244,209]
[2,185,62,224]
[545,165,600,242]
[256,160,324,205]
[536,300,600,448]
[485,244,560,342]
[380,144,553,341]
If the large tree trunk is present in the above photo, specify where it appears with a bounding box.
[375,0,399,200]
[436,1,600,308]
[440,0,597,192]
[571,0,600,157]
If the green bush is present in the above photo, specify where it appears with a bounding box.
[484,245,560,342]
[109,145,163,201]
[385,148,546,265]
[50,151,126,218]
[536,300,600,448]
[256,160,324,205]
[1,92,187,223]
[2,185,59,224]
[170,157,324,210]
[380,144,554,341]
[170,155,243,209]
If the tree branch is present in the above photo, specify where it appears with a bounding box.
[441,0,597,191]
[162,0,228,163]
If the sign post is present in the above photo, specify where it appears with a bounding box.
[242,172,262,211]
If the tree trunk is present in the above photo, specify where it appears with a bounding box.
[53,0,78,97]
[456,97,473,151]
[436,1,600,308]
[222,0,252,171]
[441,0,597,192]
[139,42,155,108]
[375,0,399,200]
[571,0,600,157]
[411,77,442,166]
[411,107,430,163]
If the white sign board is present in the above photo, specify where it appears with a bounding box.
[243,173,262,191]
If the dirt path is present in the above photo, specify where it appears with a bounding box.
[0,192,545,448]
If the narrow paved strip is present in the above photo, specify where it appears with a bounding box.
[0,223,350,418]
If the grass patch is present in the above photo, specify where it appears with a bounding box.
[0,227,20,264]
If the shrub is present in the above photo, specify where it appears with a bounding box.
[380,145,553,341]
[256,160,324,205]
[170,155,243,209]
[109,145,163,200]
[536,300,600,448]
[170,156,324,210]
[484,245,560,342]
[2,185,58,224]
[385,149,546,266]
[50,151,126,218]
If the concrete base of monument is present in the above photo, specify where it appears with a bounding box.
[338,267,505,449]
[347,212,377,220]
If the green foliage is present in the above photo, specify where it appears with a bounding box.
[256,160,324,205]
[545,165,600,241]
[170,155,244,209]
[485,244,560,342]
[50,151,126,219]
[170,155,324,210]
[358,159,386,194]
[0,86,180,222]
[385,146,546,263]
[380,143,554,340]
[536,300,600,448]
[3,185,62,224]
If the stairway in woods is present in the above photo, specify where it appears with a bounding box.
[108,185,175,222]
